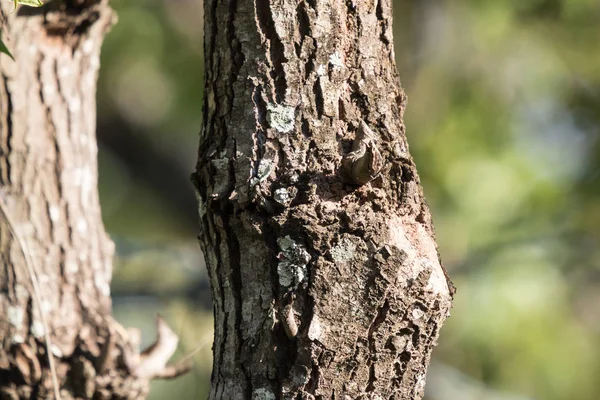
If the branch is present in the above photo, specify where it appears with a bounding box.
[130,314,193,380]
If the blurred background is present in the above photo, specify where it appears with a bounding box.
[97,0,600,399]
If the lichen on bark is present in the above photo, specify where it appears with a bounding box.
[194,0,454,399]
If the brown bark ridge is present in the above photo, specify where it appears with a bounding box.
[0,2,185,398]
[193,0,455,399]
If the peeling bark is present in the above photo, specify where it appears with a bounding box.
[193,0,454,399]
[0,2,183,398]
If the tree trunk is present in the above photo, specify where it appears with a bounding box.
[0,2,178,398]
[193,0,454,399]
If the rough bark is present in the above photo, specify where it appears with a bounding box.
[0,2,178,398]
[193,0,454,399]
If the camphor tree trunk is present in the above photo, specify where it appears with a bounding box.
[193,0,454,399]
[0,1,180,398]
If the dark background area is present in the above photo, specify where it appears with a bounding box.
[98,1,600,398]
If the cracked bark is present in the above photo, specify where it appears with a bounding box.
[0,2,182,398]
[194,0,454,399]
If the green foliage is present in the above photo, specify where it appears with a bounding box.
[0,33,13,60]
[14,0,43,8]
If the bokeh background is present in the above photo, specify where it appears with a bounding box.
[97,1,600,399]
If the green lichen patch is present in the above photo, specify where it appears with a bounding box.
[266,103,296,133]
[277,236,310,288]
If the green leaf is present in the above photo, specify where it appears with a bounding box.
[0,37,14,61]
[13,0,44,11]
[18,0,45,6]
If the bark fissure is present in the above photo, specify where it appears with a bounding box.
[0,75,13,184]
[225,212,253,397]
[251,85,269,176]
[296,2,311,52]
[210,212,227,388]
[254,0,287,102]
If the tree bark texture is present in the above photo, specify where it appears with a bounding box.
[0,2,156,398]
[193,0,454,399]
